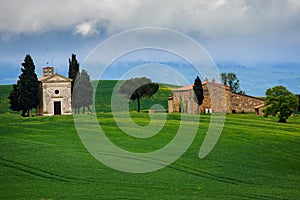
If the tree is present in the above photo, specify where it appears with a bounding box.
[72,69,93,114]
[68,54,79,94]
[72,71,82,114]
[220,72,245,94]
[193,76,204,110]
[79,69,93,113]
[263,86,298,123]
[297,94,300,112]
[119,77,159,112]
[8,54,39,117]
[8,82,21,112]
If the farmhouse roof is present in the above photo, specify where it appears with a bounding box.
[173,84,194,91]
[254,104,265,109]
[173,81,230,92]
[232,92,265,101]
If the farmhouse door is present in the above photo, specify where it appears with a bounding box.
[54,101,61,115]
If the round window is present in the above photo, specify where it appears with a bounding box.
[54,89,59,94]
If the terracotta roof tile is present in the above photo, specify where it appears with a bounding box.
[254,104,265,109]
[173,81,230,92]
[173,84,194,91]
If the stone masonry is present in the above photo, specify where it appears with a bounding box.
[168,79,265,114]
[36,67,72,116]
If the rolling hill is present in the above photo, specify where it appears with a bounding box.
[0,82,299,199]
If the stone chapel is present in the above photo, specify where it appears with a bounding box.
[36,67,72,116]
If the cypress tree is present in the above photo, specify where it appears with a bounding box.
[72,69,94,114]
[72,71,82,114]
[12,54,39,117]
[68,54,80,95]
[8,82,21,112]
[193,76,204,112]
[80,69,93,113]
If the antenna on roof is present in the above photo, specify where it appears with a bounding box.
[52,57,54,67]
[46,62,49,67]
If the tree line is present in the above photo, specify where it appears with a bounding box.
[8,57,299,122]
[8,54,93,117]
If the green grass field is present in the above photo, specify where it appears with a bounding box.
[0,82,299,199]
[94,80,176,112]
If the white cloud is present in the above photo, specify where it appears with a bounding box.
[0,0,300,64]
[74,22,97,37]
[0,0,299,39]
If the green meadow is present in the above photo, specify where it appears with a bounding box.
[0,81,299,199]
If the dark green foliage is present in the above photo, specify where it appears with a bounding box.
[72,69,93,113]
[193,76,204,108]
[80,70,93,112]
[8,55,39,117]
[119,77,159,112]
[8,83,20,111]
[263,85,299,123]
[298,94,300,112]
[220,72,245,94]
[68,54,80,94]
[72,71,82,113]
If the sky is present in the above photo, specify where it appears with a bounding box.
[0,0,299,96]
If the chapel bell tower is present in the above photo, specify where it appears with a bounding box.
[43,67,55,77]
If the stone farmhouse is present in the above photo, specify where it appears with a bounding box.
[36,67,72,116]
[168,78,265,114]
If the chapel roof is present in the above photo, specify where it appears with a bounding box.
[38,73,72,83]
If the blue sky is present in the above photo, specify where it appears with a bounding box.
[0,0,299,96]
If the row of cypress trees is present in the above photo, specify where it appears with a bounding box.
[8,54,93,117]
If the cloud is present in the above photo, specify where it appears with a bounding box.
[74,22,98,37]
[1,0,300,65]
[0,0,300,40]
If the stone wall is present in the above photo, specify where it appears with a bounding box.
[231,93,265,113]
[169,82,231,113]
[173,89,198,114]
[168,81,265,114]
[199,83,231,113]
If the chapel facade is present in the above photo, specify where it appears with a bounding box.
[36,67,72,116]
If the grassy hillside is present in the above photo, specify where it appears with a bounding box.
[94,80,176,112]
[0,113,299,199]
[0,82,299,199]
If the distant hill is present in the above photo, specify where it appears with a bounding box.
[217,62,300,96]
[0,80,179,114]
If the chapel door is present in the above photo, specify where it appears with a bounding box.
[54,101,61,115]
